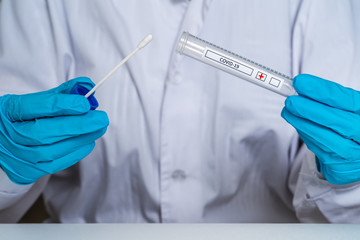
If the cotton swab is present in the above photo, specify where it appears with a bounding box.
[85,34,153,98]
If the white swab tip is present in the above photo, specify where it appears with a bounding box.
[137,34,153,49]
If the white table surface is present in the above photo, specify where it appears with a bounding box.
[0,224,359,240]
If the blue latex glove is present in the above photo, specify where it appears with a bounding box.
[282,74,360,185]
[0,77,109,185]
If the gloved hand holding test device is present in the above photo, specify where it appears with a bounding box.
[177,32,360,185]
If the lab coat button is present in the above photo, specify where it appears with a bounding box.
[171,75,182,84]
[171,170,186,181]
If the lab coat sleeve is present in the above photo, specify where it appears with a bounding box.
[0,168,49,223]
[0,0,73,219]
[0,169,32,211]
[289,0,360,223]
[291,147,360,223]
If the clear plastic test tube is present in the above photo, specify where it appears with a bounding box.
[176,32,296,97]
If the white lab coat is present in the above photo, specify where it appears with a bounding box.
[0,0,359,223]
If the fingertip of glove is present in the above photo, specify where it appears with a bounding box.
[284,95,295,109]
[63,94,91,114]
[98,111,110,127]
[280,107,289,120]
[293,74,312,91]
[280,107,297,126]
[79,95,92,112]
[99,125,109,138]
[86,110,110,131]
[292,74,301,88]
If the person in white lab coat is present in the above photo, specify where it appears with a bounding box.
[0,0,359,223]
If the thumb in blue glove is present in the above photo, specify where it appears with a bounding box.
[282,74,360,185]
[0,77,109,185]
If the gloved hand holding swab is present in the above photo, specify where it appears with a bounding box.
[85,34,153,98]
